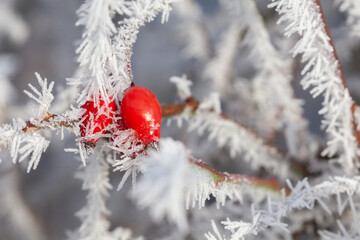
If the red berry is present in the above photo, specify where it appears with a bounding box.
[80,95,116,144]
[121,86,162,144]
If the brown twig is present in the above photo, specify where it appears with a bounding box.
[161,96,199,116]
[22,113,76,134]
[189,157,290,195]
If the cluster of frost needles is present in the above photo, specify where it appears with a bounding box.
[1,0,360,239]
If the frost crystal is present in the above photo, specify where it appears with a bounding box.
[24,73,54,118]
[170,75,193,100]
[67,150,138,240]
[71,0,131,103]
[132,138,283,232]
[222,176,360,239]
[269,0,359,174]
[0,118,49,172]
[110,128,146,190]
[220,0,305,139]
[132,138,190,231]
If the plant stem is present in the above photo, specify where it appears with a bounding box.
[189,157,290,195]
[314,0,360,144]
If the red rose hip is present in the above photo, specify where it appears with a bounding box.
[80,95,116,144]
[121,86,162,144]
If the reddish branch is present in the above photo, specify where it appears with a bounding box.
[22,113,76,134]
[162,96,308,177]
[190,157,290,195]
[315,0,360,145]
[162,97,277,148]
[161,96,199,116]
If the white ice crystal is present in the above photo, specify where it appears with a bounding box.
[205,220,227,240]
[269,0,359,174]
[68,150,112,240]
[132,138,283,232]
[24,73,55,118]
[132,138,190,231]
[221,176,360,239]
[110,128,146,190]
[110,0,179,99]
[0,118,49,172]
[170,75,193,100]
[71,0,131,103]
[68,149,143,240]
[220,0,305,140]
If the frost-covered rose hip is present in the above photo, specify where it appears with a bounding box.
[80,95,116,144]
[121,86,162,144]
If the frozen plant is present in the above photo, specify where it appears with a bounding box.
[1,0,360,240]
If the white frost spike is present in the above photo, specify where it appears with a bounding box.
[0,118,49,172]
[170,75,193,100]
[24,73,54,118]
[221,176,360,239]
[73,0,131,103]
[205,220,227,240]
[68,150,113,240]
[198,93,222,114]
[110,128,146,190]
[132,138,190,231]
